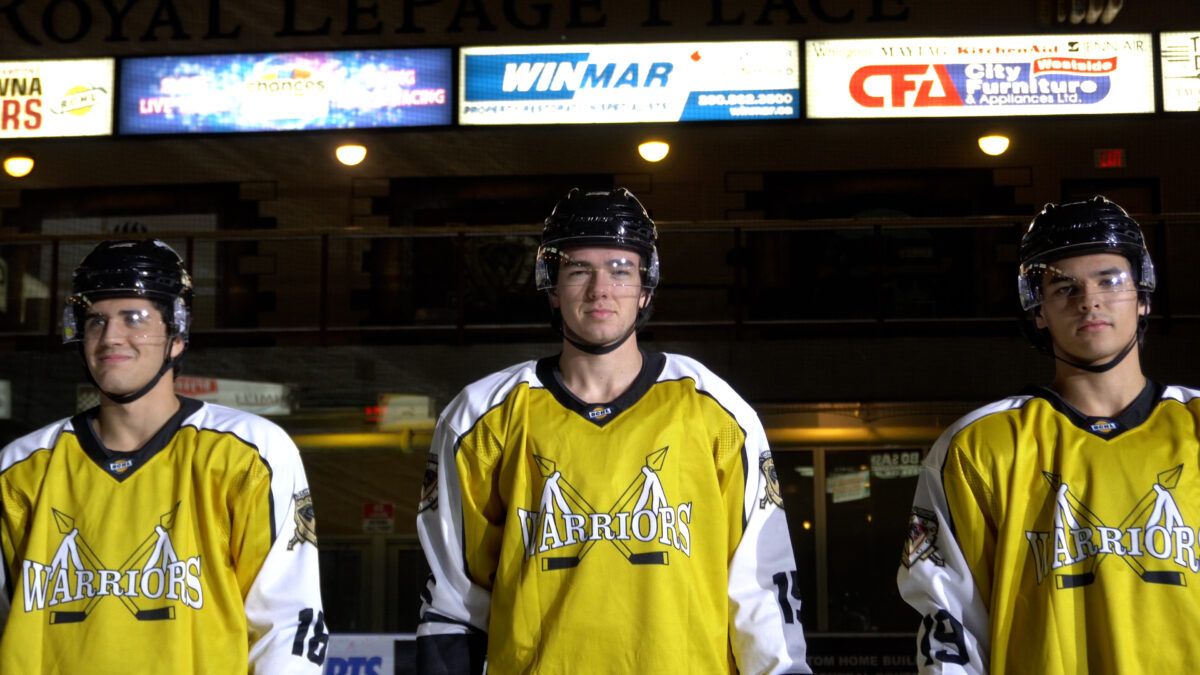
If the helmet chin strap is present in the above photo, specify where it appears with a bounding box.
[553,292,653,356]
[562,321,638,355]
[1051,329,1140,374]
[84,339,181,406]
[1040,300,1149,375]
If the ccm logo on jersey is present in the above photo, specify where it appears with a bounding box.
[586,405,612,421]
[517,447,692,570]
[1089,419,1118,434]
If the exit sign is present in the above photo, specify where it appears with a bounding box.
[1095,148,1126,169]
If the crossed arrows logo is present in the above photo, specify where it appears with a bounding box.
[1027,465,1193,588]
[38,504,182,624]
[527,447,674,571]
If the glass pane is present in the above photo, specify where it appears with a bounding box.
[825,448,922,632]
[1165,219,1199,315]
[879,226,1018,319]
[461,235,544,325]
[0,243,52,335]
[388,544,430,633]
[653,230,738,324]
[743,230,876,321]
[773,450,817,629]
[319,545,369,632]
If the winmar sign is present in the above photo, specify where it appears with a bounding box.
[518,447,692,570]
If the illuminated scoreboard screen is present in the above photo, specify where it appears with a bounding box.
[806,34,1154,118]
[119,49,452,134]
[459,41,800,125]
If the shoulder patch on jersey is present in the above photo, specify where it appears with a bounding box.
[903,506,944,568]
[418,449,439,513]
[288,489,319,550]
[759,452,784,510]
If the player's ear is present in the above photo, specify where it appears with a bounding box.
[1033,307,1046,330]
[547,288,560,309]
[170,335,185,359]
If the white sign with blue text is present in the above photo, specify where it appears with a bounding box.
[460,41,799,125]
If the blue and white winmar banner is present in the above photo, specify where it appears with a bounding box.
[460,41,799,125]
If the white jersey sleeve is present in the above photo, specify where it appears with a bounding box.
[0,420,73,640]
[896,398,1027,674]
[664,354,811,674]
[196,405,327,674]
[415,364,533,675]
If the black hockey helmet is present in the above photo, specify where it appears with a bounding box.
[536,188,660,355]
[1017,196,1155,312]
[63,239,193,344]
[535,188,660,291]
[1016,196,1155,368]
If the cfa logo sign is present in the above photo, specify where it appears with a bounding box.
[324,656,382,675]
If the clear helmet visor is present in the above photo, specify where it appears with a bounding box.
[1017,250,1155,311]
[535,245,660,291]
[62,294,190,344]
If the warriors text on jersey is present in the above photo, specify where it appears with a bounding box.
[0,397,327,674]
[898,382,1200,674]
[416,351,809,674]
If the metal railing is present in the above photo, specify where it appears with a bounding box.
[2,213,1197,341]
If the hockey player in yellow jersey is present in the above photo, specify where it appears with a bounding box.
[897,197,1200,673]
[416,188,810,674]
[0,240,327,673]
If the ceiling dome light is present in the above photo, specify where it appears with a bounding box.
[638,140,670,163]
[335,144,367,166]
[978,134,1011,156]
[3,151,34,178]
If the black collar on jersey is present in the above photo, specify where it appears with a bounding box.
[73,396,202,481]
[536,350,666,427]
[1022,379,1164,440]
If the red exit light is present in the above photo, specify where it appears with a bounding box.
[1095,148,1126,169]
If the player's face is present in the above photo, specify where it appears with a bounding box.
[82,298,180,396]
[550,246,649,346]
[1035,253,1146,364]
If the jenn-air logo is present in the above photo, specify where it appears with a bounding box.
[517,447,691,570]
[21,504,202,622]
[1025,466,1199,588]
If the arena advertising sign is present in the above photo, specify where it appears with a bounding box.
[119,49,451,134]
[806,34,1154,118]
[324,633,413,675]
[459,41,800,124]
[174,376,294,416]
[0,59,113,138]
[1161,32,1200,111]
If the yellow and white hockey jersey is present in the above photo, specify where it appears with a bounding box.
[416,351,809,675]
[898,382,1200,674]
[0,396,326,674]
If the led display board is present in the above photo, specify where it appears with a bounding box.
[119,49,451,134]
[806,34,1154,118]
[1161,32,1200,111]
[460,41,799,125]
[0,59,113,139]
